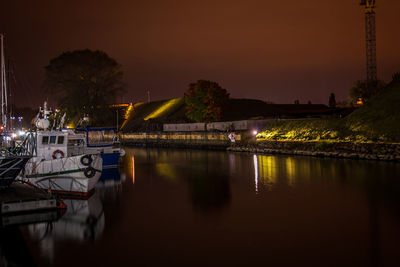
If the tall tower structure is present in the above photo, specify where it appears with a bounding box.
[360,0,377,84]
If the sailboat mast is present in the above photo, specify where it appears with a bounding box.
[0,34,7,130]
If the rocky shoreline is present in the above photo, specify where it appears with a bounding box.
[228,141,400,162]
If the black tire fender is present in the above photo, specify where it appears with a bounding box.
[81,155,93,166]
[84,167,96,178]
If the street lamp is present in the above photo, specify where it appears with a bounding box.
[9,116,15,131]
[17,116,23,130]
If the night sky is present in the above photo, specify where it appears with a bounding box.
[1,0,399,107]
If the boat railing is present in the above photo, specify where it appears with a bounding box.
[1,131,37,157]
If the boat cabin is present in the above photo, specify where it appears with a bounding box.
[65,130,87,156]
[36,130,89,160]
[36,131,68,161]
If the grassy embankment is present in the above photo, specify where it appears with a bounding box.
[121,97,336,129]
[121,98,186,131]
[257,81,400,143]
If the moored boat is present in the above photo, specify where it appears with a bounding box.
[0,154,31,189]
[0,34,32,189]
[19,103,103,197]
[74,127,125,169]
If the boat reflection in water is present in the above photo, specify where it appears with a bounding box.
[95,167,125,202]
[28,192,104,247]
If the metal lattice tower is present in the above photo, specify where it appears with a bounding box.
[361,0,377,83]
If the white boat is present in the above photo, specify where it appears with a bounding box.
[19,103,102,197]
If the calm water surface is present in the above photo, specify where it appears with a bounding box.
[2,147,400,266]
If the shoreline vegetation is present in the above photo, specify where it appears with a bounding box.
[232,80,400,162]
[257,81,400,143]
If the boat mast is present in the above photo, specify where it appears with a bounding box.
[0,34,7,130]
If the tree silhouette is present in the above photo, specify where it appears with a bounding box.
[349,80,385,104]
[44,49,124,126]
[392,72,400,83]
[184,80,229,122]
[328,93,336,107]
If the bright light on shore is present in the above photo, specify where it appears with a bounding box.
[253,130,258,135]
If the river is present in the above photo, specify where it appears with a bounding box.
[2,147,400,266]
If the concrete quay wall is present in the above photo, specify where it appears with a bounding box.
[120,131,241,149]
[163,119,274,132]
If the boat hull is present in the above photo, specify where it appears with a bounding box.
[0,156,31,189]
[21,154,102,197]
[74,146,124,169]
[101,153,120,168]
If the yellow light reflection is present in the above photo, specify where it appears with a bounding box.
[256,155,278,190]
[155,163,179,183]
[132,156,135,184]
[285,158,295,187]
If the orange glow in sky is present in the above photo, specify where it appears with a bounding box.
[2,0,400,106]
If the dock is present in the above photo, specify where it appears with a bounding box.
[0,182,60,227]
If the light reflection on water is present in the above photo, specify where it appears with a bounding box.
[254,155,304,190]
[253,155,258,193]
[2,147,400,266]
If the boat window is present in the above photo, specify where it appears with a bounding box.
[50,136,56,144]
[42,136,49,144]
[68,139,81,146]
[68,140,76,146]
[57,136,65,144]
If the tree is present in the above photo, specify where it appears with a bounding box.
[349,80,385,104]
[328,93,336,107]
[43,49,124,126]
[392,72,400,83]
[184,80,229,122]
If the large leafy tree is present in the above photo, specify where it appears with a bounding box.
[184,80,229,122]
[44,49,124,126]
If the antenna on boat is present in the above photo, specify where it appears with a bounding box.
[59,113,66,129]
[34,101,51,130]
[1,33,8,130]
